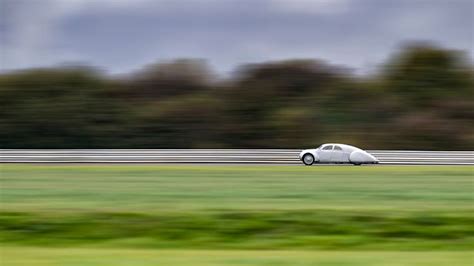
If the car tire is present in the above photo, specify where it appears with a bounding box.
[302,154,314,166]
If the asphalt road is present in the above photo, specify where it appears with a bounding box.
[1,149,473,165]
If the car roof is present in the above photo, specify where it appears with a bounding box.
[321,143,361,152]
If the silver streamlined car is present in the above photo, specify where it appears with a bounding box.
[299,143,379,165]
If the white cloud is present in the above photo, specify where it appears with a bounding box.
[1,0,122,70]
[1,0,471,74]
[269,0,351,14]
[2,1,66,70]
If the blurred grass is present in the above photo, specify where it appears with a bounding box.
[1,209,473,250]
[0,164,473,252]
[1,165,473,211]
[2,247,473,266]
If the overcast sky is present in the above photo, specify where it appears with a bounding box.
[1,0,473,75]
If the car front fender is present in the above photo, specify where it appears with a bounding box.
[312,152,320,162]
[300,150,320,162]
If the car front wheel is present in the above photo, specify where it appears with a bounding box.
[302,154,314,166]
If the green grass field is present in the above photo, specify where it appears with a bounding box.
[1,164,473,265]
[2,248,473,266]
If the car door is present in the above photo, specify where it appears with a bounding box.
[331,145,345,162]
[318,145,333,162]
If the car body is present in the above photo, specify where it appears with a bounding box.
[299,143,379,165]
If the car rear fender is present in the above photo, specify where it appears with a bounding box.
[349,151,377,163]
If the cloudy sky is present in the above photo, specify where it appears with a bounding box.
[1,0,473,74]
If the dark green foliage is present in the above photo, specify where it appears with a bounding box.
[0,44,472,149]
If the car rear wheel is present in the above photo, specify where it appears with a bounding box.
[302,154,314,166]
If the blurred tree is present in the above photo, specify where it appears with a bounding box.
[124,59,214,100]
[0,44,472,149]
[0,67,123,148]
[381,43,474,149]
[266,106,321,148]
[221,60,341,147]
[384,43,472,108]
[127,94,224,148]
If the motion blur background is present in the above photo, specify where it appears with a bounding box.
[1,0,473,149]
[0,1,473,266]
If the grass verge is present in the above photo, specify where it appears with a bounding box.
[1,247,473,266]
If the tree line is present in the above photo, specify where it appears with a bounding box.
[1,43,472,149]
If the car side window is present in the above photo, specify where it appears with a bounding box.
[322,145,333,150]
[334,146,343,151]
